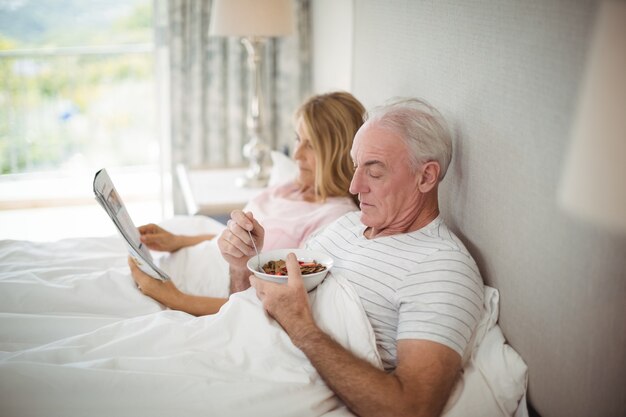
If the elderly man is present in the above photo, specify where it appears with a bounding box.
[219,98,484,417]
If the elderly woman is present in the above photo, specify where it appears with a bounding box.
[129,91,365,313]
[138,91,363,252]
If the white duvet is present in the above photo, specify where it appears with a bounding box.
[0,216,528,417]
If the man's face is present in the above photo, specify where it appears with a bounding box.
[349,122,423,231]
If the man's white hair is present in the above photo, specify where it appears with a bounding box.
[365,98,453,180]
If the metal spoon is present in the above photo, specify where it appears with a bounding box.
[247,229,261,271]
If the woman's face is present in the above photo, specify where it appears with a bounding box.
[293,116,317,189]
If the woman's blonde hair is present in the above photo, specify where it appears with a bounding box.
[295,91,365,205]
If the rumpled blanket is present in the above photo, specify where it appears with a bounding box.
[0,230,380,417]
[0,215,528,417]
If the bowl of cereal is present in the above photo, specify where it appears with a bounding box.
[247,248,333,292]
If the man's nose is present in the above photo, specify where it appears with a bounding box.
[349,168,367,194]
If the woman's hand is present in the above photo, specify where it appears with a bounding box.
[138,223,183,252]
[128,256,181,306]
[138,224,215,252]
[128,257,228,316]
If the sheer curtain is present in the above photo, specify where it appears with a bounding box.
[162,0,311,213]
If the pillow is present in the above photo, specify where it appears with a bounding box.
[268,150,298,187]
[468,285,500,354]
[442,286,529,417]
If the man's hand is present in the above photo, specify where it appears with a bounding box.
[250,253,317,340]
[217,210,265,271]
[218,210,265,294]
[251,253,462,417]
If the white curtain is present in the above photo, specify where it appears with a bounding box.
[163,0,311,213]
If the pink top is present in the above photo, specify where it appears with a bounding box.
[244,182,357,250]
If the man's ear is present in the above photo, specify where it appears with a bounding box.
[417,161,441,193]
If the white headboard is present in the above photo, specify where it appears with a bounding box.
[313,0,626,416]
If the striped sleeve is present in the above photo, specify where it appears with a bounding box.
[396,249,484,357]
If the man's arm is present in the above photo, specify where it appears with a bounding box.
[250,253,461,417]
[293,326,461,417]
[229,265,252,293]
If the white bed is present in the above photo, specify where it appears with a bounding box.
[0,215,528,417]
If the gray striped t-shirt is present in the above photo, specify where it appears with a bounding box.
[305,211,484,371]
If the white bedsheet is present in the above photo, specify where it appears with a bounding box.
[0,281,379,417]
[0,216,528,417]
[0,216,381,417]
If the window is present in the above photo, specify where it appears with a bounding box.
[0,0,157,173]
[0,0,164,240]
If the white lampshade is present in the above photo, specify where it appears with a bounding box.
[209,0,295,37]
[558,1,626,232]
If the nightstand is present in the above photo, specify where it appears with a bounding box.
[177,164,265,217]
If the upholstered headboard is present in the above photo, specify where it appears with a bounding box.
[318,1,626,416]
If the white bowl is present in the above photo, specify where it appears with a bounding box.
[246,248,333,292]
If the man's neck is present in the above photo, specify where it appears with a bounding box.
[365,197,440,239]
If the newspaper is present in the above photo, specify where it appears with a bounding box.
[93,169,170,281]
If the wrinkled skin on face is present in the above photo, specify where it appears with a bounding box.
[349,122,441,238]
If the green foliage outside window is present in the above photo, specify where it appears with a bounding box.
[0,1,156,175]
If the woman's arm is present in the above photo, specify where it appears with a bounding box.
[128,258,227,316]
[138,223,215,252]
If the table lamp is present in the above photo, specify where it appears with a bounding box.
[209,0,295,187]
[558,1,626,233]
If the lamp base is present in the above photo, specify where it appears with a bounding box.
[237,137,271,189]
[235,173,270,189]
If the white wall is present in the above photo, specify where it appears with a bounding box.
[311,1,626,416]
[310,0,353,93]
